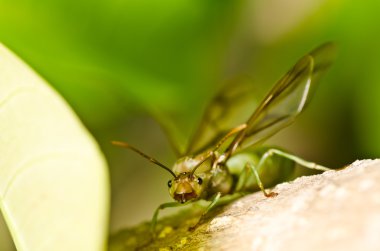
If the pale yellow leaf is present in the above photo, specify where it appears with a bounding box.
[0,43,109,251]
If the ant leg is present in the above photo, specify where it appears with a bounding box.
[203,192,222,215]
[151,202,184,238]
[248,148,334,198]
[189,192,222,231]
[235,164,251,192]
[258,148,333,172]
[246,162,278,197]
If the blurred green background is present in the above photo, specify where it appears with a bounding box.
[1,0,380,249]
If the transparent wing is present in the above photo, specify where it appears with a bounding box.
[227,42,336,152]
[185,76,264,155]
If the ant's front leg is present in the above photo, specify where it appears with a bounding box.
[151,201,186,239]
[245,161,278,197]
[189,192,222,231]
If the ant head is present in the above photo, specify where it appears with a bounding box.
[167,172,204,203]
[112,141,208,204]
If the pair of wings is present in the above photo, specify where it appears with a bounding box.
[163,42,336,157]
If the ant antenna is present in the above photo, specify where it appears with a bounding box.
[112,141,176,177]
[191,152,214,175]
[191,124,247,175]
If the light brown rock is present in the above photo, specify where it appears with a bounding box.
[110,160,380,251]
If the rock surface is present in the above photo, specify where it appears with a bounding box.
[110,160,380,251]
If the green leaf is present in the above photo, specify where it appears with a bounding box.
[0,44,109,250]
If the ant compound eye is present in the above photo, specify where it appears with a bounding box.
[197,177,203,185]
[167,180,172,188]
